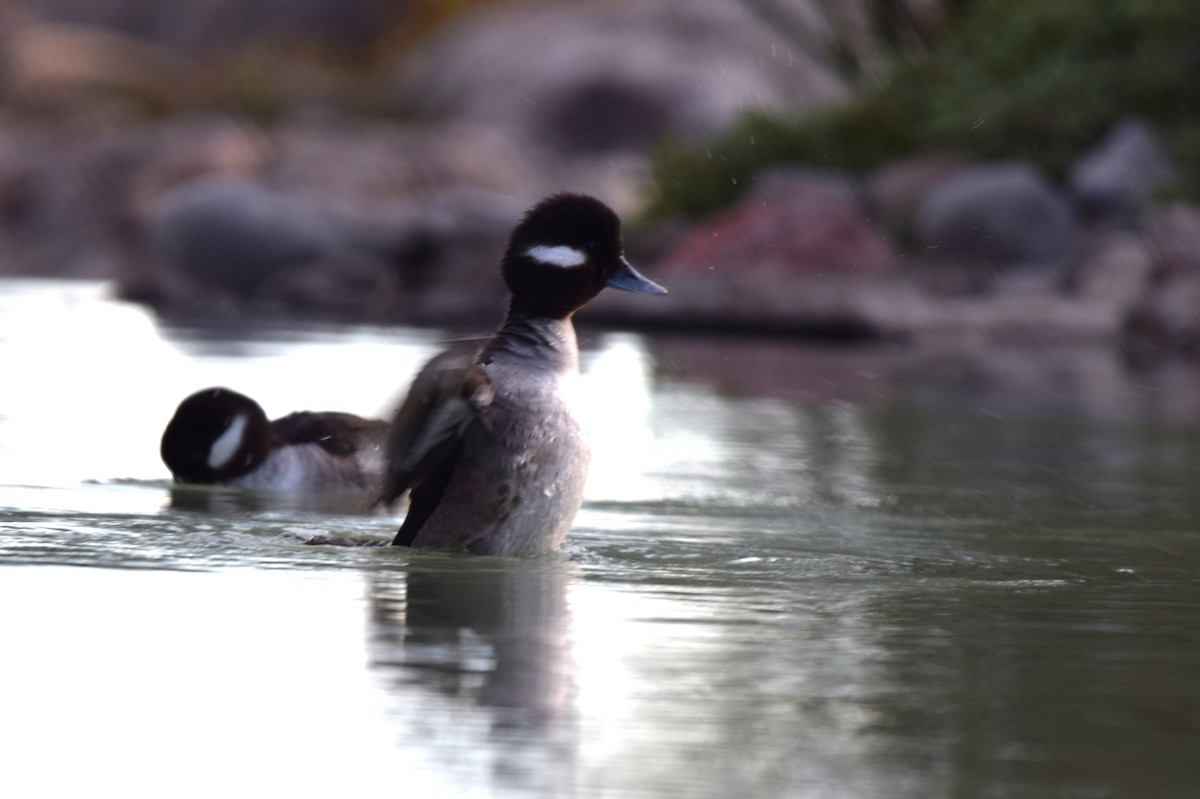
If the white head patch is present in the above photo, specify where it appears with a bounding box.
[525,244,587,269]
[207,413,247,470]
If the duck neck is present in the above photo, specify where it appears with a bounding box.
[481,306,579,372]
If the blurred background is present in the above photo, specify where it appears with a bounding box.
[0,0,1196,354]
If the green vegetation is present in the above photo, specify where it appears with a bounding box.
[646,0,1200,219]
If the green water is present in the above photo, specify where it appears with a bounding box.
[2,282,1198,798]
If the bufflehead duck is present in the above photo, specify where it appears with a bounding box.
[380,193,666,556]
[161,386,386,491]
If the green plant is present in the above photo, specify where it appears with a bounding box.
[646,0,1200,219]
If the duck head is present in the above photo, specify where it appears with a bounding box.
[501,193,666,319]
[160,387,272,483]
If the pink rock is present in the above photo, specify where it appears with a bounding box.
[657,171,899,278]
[588,171,902,336]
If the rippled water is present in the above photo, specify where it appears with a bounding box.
[2,281,1199,798]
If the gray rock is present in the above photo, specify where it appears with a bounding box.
[146,174,417,315]
[20,0,409,59]
[395,0,846,153]
[1069,119,1175,218]
[915,163,1077,267]
[257,252,404,322]
[148,176,342,292]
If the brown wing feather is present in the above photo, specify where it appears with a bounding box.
[379,349,493,508]
[271,411,387,457]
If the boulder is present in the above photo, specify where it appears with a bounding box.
[915,162,1077,267]
[144,174,425,320]
[148,176,351,292]
[395,0,846,154]
[594,170,902,336]
[0,111,652,324]
[657,170,898,278]
[0,114,271,281]
[1068,119,1175,219]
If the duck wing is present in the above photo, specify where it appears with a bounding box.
[270,411,387,456]
[379,349,493,509]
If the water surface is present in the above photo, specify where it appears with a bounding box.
[2,281,1198,798]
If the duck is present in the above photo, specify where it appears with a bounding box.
[161,386,387,491]
[379,193,666,556]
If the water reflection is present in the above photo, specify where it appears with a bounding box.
[368,557,578,796]
[650,331,1200,424]
[861,577,1200,798]
[167,482,381,518]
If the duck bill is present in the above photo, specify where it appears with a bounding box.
[607,257,668,295]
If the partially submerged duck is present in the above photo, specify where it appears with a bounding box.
[161,386,386,491]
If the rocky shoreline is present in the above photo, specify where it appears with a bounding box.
[3,110,1196,359]
[1,0,1197,359]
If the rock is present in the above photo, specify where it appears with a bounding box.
[129,117,269,217]
[903,276,1119,347]
[0,114,271,283]
[915,162,1078,268]
[17,0,411,60]
[379,198,515,325]
[658,170,898,277]
[257,252,404,322]
[1070,231,1155,312]
[1122,203,1200,359]
[395,0,846,154]
[1143,203,1200,278]
[1069,119,1175,219]
[148,176,347,292]
[1124,271,1200,359]
[268,122,646,222]
[1,23,182,112]
[867,150,969,225]
[144,174,421,320]
[0,111,653,324]
[0,118,153,280]
[594,170,901,336]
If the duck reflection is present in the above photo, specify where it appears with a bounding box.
[166,483,378,516]
[367,555,579,786]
